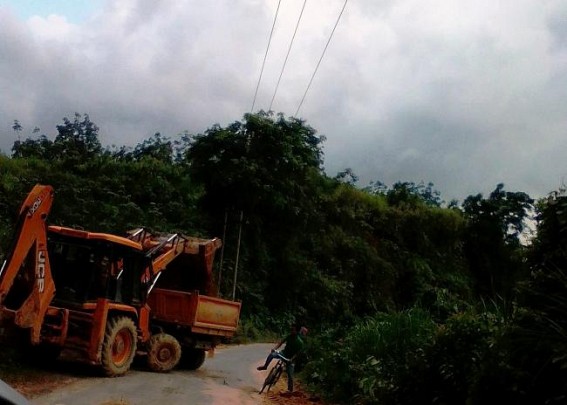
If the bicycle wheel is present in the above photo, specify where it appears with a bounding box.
[260,365,278,393]
[267,363,284,392]
[260,362,283,393]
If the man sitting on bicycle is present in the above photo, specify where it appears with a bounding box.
[257,323,305,392]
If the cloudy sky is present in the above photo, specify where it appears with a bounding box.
[1,0,567,202]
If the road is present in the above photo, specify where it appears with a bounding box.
[34,343,272,405]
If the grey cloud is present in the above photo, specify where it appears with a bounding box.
[1,0,567,202]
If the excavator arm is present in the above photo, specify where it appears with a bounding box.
[127,228,221,296]
[0,185,56,343]
[128,229,191,293]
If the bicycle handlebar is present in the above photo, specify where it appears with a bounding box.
[271,350,291,362]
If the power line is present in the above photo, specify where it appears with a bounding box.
[250,0,282,113]
[295,0,348,117]
[268,0,308,112]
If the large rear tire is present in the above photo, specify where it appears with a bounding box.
[147,333,181,372]
[101,316,137,377]
[180,348,206,370]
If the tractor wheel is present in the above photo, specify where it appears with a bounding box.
[101,316,137,377]
[147,333,181,372]
[180,348,206,370]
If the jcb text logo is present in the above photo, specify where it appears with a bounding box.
[37,250,46,293]
[28,197,43,217]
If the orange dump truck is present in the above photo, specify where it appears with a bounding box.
[0,185,241,375]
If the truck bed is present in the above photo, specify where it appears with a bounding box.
[147,288,241,337]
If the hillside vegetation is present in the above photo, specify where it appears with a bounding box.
[1,112,564,404]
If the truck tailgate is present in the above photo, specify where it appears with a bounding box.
[147,288,241,336]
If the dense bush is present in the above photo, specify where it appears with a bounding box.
[423,311,503,405]
[303,309,436,404]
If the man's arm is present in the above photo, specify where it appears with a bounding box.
[272,338,285,351]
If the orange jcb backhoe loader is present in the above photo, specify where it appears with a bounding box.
[0,185,241,375]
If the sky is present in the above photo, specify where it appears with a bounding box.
[1,0,567,202]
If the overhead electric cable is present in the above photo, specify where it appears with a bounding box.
[268,0,308,112]
[251,0,282,113]
[294,0,348,117]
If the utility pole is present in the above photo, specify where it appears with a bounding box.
[217,209,228,296]
[232,120,254,301]
[232,210,244,300]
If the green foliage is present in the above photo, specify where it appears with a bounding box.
[232,317,277,344]
[12,113,102,164]
[463,183,533,246]
[53,113,102,160]
[1,120,203,257]
[387,181,443,207]
[314,182,469,316]
[304,309,508,405]
[186,111,324,215]
[530,190,567,268]
[462,183,534,300]
[184,112,332,322]
[364,180,443,207]
[109,132,176,163]
[472,191,567,404]
[423,310,503,405]
[304,309,436,404]
[5,112,561,404]
[11,135,54,160]
[469,265,567,404]
[334,167,359,185]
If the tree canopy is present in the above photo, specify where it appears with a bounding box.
[3,111,564,403]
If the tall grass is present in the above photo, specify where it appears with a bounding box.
[303,309,436,404]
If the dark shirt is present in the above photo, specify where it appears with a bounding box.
[282,334,304,359]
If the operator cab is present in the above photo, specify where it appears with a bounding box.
[47,226,147,306]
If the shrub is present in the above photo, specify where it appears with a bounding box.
[422,310,503,404]
[303,309,436,404]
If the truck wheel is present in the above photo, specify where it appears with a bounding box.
[181,348,206,370]
[101,316,137,376]
[147,333,181,372]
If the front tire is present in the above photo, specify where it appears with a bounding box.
[147,333,181,372]
[260,363,283,393]
[267,364,283,392]
[101,316,137,377]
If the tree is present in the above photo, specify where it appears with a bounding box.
[462,184,534,299]
[12,120,22,140]
[12,135,54,159]
[335,168,359,185]
[471,189,567,404]
[364,181,443,207]
[363,180,388,195]
[11,114,103,162]
[186,111,324,217]
[387,181,443,207]
[184,111,326,312]
[111,133,174,163]
[529,188,567,268]
[463,183,533,246]
[52,113,102,161]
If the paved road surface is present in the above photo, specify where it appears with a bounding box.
[35,343,272,405]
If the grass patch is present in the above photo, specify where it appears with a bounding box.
[231,317,281,344]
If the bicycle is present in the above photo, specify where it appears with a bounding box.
[259,350,290,394]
